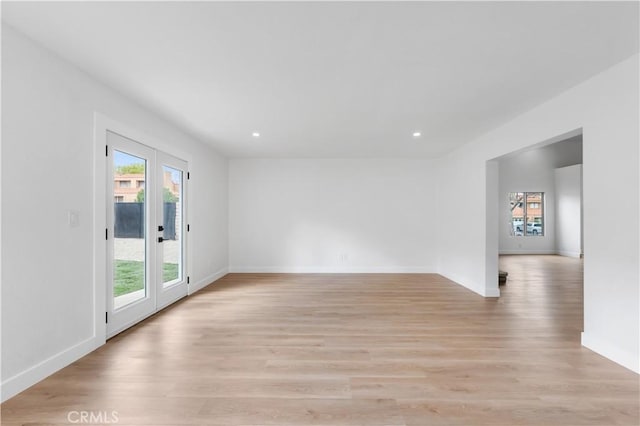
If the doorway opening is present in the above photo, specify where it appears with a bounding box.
[487,129,584,328]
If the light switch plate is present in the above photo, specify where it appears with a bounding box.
[68,210,80,227]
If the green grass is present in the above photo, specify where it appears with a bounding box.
[114,260,179,297]
[163,262,179,282]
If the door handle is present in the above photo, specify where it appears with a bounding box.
[158,237,164,243]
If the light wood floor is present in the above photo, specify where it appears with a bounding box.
[2,255,638,425]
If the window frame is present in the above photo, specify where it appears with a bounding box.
[509,192,545,237]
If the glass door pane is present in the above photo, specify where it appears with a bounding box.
[112,150,147,310]
[156,151,188,309]
[162,165,183,287]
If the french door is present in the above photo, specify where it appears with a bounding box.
[106,131,188,337]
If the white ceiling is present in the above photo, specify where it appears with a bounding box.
[2,2,638,158]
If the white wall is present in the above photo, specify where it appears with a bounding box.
[229,159,438,273]
[498,151,557,255]
[497,136,582,255]
[437,54,639,372]
[1,26,228,401]
[555,165,582,258]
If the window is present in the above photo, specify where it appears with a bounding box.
[119,180,131,188]
[114,196,124,203]
[136,180,145,188]
[509,192,544,236]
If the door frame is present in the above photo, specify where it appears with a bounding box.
[93,113,192,342]
[485,127,583,297]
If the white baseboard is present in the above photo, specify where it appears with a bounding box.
[581,331,639,374]
[1,336,100,403]
[483,287,501,297]
[227,268,501,299]
[557,250,582,258]
[226,268,501,297]
[2,267,229,403]
[499,250,557,255]
[189,267,228,295]
[227,266,436,273]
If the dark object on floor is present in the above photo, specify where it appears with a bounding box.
[499,270,508,285]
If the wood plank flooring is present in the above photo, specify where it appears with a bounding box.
[2,255,638,425]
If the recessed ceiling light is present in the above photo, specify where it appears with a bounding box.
[252,132,260,138]
[412,131,421,137]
